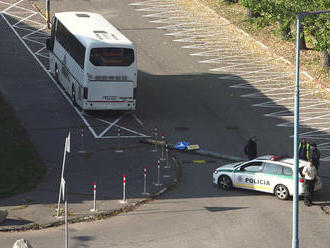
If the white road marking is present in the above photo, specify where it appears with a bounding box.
[1,0,24,12]
[130,0,330,161]
[1,0,149,139]
[12,12,35,26]
[98,114,127,138]
[88,115,150,138]
[132,113,145,127]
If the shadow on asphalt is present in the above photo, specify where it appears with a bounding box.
[122,206,248,216]
[0,218,32,226]
[204,206,248,212]
[72,236,96,242]
[312,179,330,207]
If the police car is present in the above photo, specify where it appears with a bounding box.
[212,155,322,200]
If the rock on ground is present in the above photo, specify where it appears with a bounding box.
[13,239,33,248]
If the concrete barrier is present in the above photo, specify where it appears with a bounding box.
[0,209,8,222]
[13,239,33,248]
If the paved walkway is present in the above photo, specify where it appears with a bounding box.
[0,145,179,231]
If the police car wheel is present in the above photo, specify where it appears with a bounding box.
[218,175,232,191]
[274,184,289,200]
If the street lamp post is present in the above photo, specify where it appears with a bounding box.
[46,0,50,29]
[293,9,330,248]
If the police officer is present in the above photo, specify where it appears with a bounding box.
[298,138,310,161]
[309,143,321,170]
[302,161,317,206]
[244,136,257,160]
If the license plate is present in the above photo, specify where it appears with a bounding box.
[103,96,117,100]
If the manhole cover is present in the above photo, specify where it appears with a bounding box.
[174,126,190,131]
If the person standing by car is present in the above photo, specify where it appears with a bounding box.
[298,138,310,161]
[244,136,257,160]
[302,161,317,206]
[309,143,321,170]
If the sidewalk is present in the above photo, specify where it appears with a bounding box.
[0,137,244,232]
[0,145,180,232]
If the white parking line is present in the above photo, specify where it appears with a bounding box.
[12,12,35,26]
[1,0,149,140]
[1,1,101,139]
[130,0,330,161]
[35,46,47,54]
[1,0,23,12]
[22,26,48,39]
[88,115,150,138]
[98,114,127,138]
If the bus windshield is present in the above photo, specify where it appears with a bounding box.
[89,47,134,66]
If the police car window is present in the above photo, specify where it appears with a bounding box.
[262,163,280,174]
[282,166,293,176]
[241,162,262,172]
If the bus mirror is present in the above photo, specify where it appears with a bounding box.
[46,38,52,51]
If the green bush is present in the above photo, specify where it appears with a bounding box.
[0,94,46,198]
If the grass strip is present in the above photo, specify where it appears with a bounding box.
[199,0,330,88]
[0,93,46,198]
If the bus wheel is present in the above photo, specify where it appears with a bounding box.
[71,86,77,106]
[54,65,60,84]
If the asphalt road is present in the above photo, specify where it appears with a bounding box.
[1,157,329,248]
[1,0,330,247]
[0,0,175,224]
[30,0,297,156]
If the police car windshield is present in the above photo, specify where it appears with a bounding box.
[234,162,244,168]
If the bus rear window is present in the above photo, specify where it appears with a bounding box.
[89,48,134,66]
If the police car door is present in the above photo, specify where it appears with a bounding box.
[259,162,281,193]
[233,161,263,190]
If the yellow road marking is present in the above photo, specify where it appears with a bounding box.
[193,160,206,164]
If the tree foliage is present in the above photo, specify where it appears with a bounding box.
[240,0,330,65]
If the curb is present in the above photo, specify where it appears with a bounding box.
[140,139,245,162]
[141,139,330,179]
[0,200,147,232]
[0,192,168,233]
[0,160,182,232]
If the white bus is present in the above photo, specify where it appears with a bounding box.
[46,12,137,110]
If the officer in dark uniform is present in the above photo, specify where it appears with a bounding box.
[309,143,321,170]
[244,136,257,160]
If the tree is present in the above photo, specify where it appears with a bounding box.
[242,0,310,45]
[241,0,265,18]
[240,0,329,66]
[305,14,330,67]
